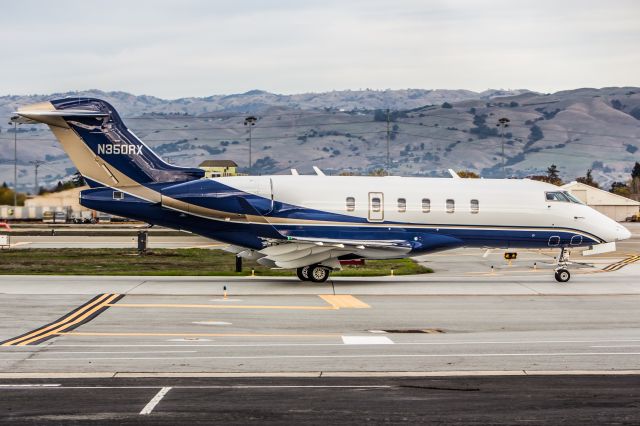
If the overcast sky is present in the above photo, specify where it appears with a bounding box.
[0,0,638,98]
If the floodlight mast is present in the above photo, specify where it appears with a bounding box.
[244,116,257,172]
[497,117,510,178]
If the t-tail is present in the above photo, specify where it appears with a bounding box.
[13,98,204,199]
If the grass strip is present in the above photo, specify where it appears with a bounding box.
[0,248,432,276]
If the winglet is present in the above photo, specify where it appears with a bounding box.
[312,166,326,176]
[448,169,460,179]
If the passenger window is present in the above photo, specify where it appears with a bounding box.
[446,199,455,213]
[397,198,406,213]
[113,191,124,200]
[470,199,479,213]
[371,197,381,212]
[346,197,355,212]
[421,198,431,213]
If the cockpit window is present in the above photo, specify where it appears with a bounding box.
[545,191,570,202]
[562,191,584,204]
[545,191,584,204]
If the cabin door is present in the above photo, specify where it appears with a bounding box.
[368,192,384,222]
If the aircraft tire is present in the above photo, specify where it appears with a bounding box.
[554,268,570,283]
[309,265,330,283]
[296,266,310,281]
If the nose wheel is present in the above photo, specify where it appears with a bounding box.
[554,268,571,282]
[554,247,571,282]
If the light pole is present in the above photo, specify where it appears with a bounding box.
[386,109,390,175]
[30,160,45,195]
[8,121,18,206]
[244,116,257,173]
[496,117,510,178]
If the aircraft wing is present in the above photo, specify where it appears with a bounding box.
[254,237,413,269]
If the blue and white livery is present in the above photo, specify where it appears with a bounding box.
[14,98,631,282]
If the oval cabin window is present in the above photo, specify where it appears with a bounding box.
[446,199,455,213]
[397,198,406,213]
[346,197,355,212]
[470,199,479,214]
[421,198,431,213]
[371,197,381,212]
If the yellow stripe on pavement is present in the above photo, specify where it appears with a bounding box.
[108,303,337,310]
[319,295,370,309]
[59,332,339,338]
[1,294,112,346]
[17,294,122,346]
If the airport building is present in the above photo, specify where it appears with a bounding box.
[562,181,640,221]
[0,186,99,222]
[24,186,86,213]
[198,160,239,178]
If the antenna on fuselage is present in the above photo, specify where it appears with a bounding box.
[448,169,460,179]
[290,169,299,175]
[312,166,326,176]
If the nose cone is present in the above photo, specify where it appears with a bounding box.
[616,224,632,241]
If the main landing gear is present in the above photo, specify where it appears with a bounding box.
[296,265,331,283]
[554,247,571,283]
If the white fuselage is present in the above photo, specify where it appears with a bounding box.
[217,175,629,247]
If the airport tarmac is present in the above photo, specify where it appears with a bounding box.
[1,223,639,423]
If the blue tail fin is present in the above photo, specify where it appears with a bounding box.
[18,97,204,187]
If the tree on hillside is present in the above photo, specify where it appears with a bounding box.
[529,164,562,186]
[457,170,480,178]
[528,125,544,144]
[610,181,631,198]
[0,184,26,206]
[546,164,562,185]
[441,102,453,109]
[576,169,599,188]
[71,171,85,187]
[632,161,640,195]
[368,168,387,176]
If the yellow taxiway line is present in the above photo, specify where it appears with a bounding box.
[107,295,371,311]
[108,303,337,310]
[59,332,340,338]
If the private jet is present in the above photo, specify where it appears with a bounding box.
[12,98,631,282]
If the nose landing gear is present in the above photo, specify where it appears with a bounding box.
[554,247,571,282]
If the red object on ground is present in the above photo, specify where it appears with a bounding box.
[339,259,365,266]
[0,222,11,231]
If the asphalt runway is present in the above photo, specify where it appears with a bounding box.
[1,376,639,425]
[1,223,639,423]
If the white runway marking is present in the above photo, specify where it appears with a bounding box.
[591,345,640,348]
[9,242,31,248]
[192,321,232,326]
[4,351,199,355]
[0,384,60,387]
[9,352,640,361]
[41,338,640,348]
[342,336,394,345]
[140,387,171,415]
